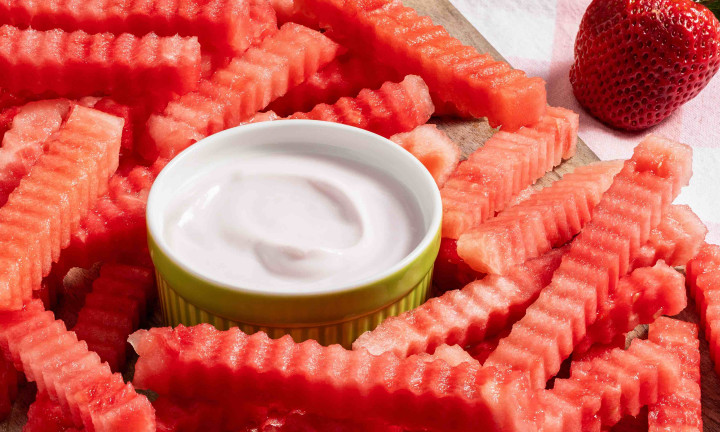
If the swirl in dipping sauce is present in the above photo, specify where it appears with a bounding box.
[164,152,424,294]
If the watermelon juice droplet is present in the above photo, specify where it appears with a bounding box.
[163,151,425,294]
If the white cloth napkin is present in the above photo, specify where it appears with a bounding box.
[451,0,720,244]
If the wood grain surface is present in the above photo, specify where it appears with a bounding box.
[3,1,718,430]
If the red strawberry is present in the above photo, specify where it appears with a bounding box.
[570,0,720,130]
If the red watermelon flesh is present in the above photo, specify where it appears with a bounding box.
[0,25,201,101]
[78,98,136,152]
[24,392,79,432]
[56,193,147,276]
[130,324,538,432]
[0,105,122,310]
[268,53,402,116]
[541,338,681,431]
[457,160,622,274]
[685,242,720,298]
[154,396,232,432]
[429,344,476,367]
[441,107,579,239]
[0,99,72,207]
[53,159,164,277]
[270,0,321,28]
[545,106,579,159]
[686,248,720,375]
[0,300,154,431]
[609,409,648,432]
[147,22,341,159]
[432,237,485,296]
[484,136,692,389]
[296,0,546,131]
[244,110,282,124]
[0,0,276,56]
[263,410,403,431]
[576,261,686,355]
[630,204,707,271]
[466,328,510,365]
[0,105,19,138]
[154,396,399,432]
[390,124,461,187]
[647,317,702,432]
[72,263,154,371]
[352,247,565,358]
[287,75,435,138]
[0,89,26,111]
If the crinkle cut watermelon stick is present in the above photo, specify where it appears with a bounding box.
[79,97,137,152]
[267,53,403,116]
[686,243,720,375]
[147,23,341,159]
[353,247,565,358]
[647,317,702,432]
[0,0,276,56]
[0,300,155,431]
[484,134,693,390]
[357,206,697,361]
[575,261,687,355]
[0,105,123,310]
[0,25,201,100]
[441,107,579,239]
[296,0,547,131]
[540,338,682,431]
[72,263,155,372]
[248,75,435,139]
[685,242,720,297]
[630,204,707,271]
[457,160,623,274]
[390,124,460,187]
[286,74,434,138]
[0,99,72,208]
[52,159,168,278]
[131,325,539,432]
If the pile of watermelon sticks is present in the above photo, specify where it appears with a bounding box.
[0,0,716,430]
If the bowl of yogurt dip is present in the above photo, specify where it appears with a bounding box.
[147,120,442,347]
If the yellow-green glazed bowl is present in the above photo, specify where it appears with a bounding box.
[147,120,442,348]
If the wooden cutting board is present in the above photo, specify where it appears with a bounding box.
[3,1,718,430]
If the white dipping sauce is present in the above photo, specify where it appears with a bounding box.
[164,151,424,293]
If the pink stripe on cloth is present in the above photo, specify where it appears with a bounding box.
[450,0,720,244]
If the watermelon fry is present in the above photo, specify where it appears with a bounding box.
[296,0,547,130]
[146,22,341,159]
[131,324,539,432]
[441,107,579,239]
[0,0,276,56]
[0,105,122,310]
[484,135,693,389]
[0,25,202,100]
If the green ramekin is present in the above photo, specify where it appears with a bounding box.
[147,120,442,348]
